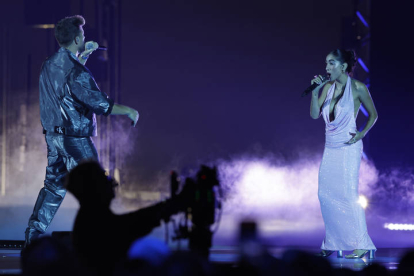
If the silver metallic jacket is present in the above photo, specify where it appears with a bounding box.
[39,47,114,137]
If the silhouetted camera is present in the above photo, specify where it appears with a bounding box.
[169,165,222,257]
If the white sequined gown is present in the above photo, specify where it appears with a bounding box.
[318,76,376,250]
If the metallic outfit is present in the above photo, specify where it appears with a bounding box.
[25,48,114,243]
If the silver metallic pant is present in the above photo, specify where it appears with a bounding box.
[27,133,98,234]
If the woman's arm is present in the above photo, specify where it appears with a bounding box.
[310,77,331,119]
[345,82,378,144]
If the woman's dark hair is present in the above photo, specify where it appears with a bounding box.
[329,49,357,74]
[54,15,85,47]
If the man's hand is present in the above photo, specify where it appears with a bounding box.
[128,109,139,127]
[80,41,98,58]
[111,104,139,127]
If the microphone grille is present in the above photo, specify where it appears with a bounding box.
[86,42,94,50]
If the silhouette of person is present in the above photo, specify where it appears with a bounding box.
[65,160,191,274]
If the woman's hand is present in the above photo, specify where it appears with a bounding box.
[311,75,329,94]
[345,131,365,144]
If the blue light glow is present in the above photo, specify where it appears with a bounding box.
[360,104,369,117]
[356,11,369,28]
[358,58,369,73]
[362,151,368,160]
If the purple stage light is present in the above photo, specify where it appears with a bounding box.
[218,155,379,226]
[358,195,368,209]
[356,11,369,28]
[358,58,370,73]
[384,223,414,231]
[360,105,369,117]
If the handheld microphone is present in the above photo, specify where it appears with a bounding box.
[301,75,329,97]
[85,42,107,51]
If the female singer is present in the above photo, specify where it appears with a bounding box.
[310,49,378,259]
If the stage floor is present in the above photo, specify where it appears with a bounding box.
[0,247,407,274]
[211,247,403,272]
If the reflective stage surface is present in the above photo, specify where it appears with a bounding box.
[1,247,408,275]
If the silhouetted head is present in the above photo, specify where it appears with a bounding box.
[123,236,171,274]
[66,160,117,207]
[21,236,78,276]
[160,251,212,276]
[283,250,333,276]
[398,250,414,275]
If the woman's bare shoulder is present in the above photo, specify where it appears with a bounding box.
[352,79,368,92]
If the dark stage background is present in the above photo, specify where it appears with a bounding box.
[0,0,413,248]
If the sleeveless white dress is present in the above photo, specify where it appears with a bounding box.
[318,76,376,250]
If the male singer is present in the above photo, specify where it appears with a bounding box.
[24,15,139,246]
